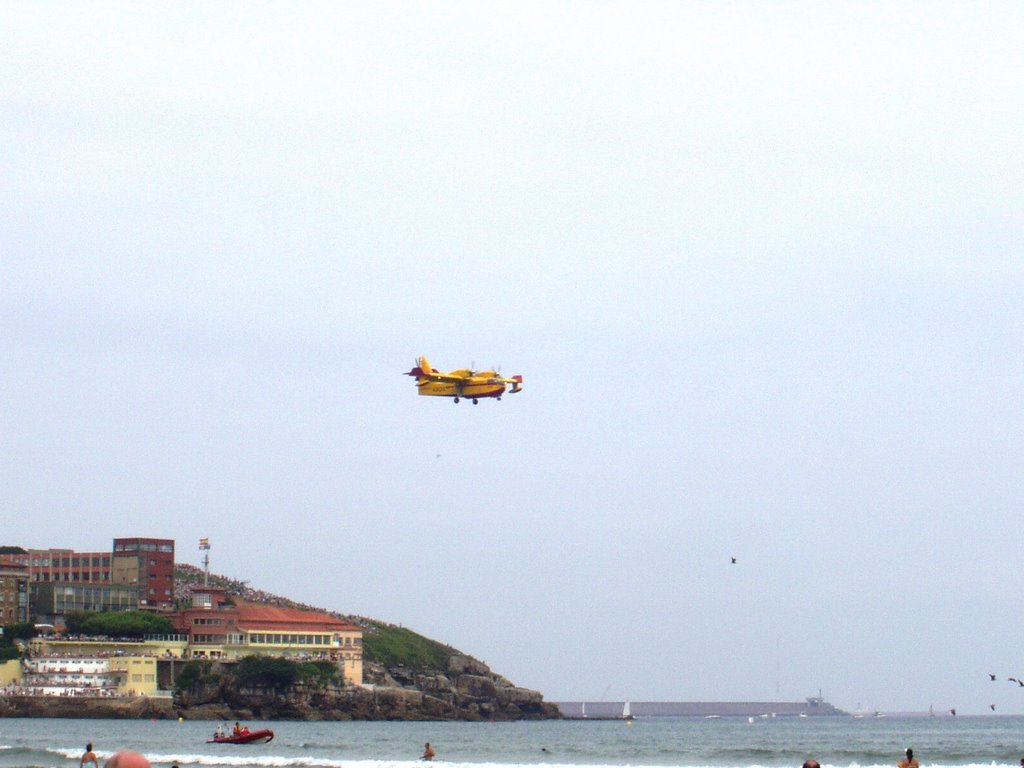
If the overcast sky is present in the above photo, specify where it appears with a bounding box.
[2,2,1023,715]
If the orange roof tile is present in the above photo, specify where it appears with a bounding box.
[233,602,360,633]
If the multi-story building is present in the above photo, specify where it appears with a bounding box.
[7,538,175,615]
[0,560,30,623]
[175,587,363,684]
[240,602,363,686]
[111,538,175,610]
[7,549,112,584]
[20,657,122,695]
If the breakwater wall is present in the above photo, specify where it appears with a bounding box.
[556,698,846,718]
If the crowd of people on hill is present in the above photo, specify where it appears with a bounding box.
[174,564,370,626]
[26,649,176,660]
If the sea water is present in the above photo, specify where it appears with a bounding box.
[1,716,1022,768]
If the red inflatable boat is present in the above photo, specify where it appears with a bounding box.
[207,729,274,745]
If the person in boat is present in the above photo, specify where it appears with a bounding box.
[899,749,919,768]
[803,761,820,768]
[215,724,224,738]
[422,743,435,761]
[80,743,98,768]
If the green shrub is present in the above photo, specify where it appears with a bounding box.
[175,660,216,693]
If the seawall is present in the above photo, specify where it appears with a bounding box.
[0,696,175,719]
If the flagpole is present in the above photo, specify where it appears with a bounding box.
[199,538,211,586]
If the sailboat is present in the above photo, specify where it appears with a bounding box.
[623,700,633,721]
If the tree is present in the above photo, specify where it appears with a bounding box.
[298,660,339,688]
[0,623,33,661]
[63,611,88,635]
[2,622,37,641]
[63,611,175,638]
[235,655,299,692]
[175,660,216,694]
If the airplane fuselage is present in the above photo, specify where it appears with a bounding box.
[416,381,508,399]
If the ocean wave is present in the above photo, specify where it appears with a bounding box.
[2,753,1020,768]
[32,759,1024,768]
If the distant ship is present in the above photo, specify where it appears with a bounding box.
[852,707,884,719]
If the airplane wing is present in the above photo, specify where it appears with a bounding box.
[406,357,470,384]
[422,371,469,384]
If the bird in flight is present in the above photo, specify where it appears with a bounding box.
[989,674,997,681]
[990,704,996,711]
[731,557,737,564]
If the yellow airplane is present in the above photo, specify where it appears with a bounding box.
[404,356,523,404]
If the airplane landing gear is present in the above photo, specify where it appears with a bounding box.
[472,398,479,404]
[454,396,460,403]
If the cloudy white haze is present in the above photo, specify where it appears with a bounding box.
[2,2,1022,716]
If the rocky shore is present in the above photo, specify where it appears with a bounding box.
[0,654,559,721]
[175,653,559,721]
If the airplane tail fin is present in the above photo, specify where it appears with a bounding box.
[404,356,433,378]
[509,374,523,394]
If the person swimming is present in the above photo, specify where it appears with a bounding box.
[80,744,98,768]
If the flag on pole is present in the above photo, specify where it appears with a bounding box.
[199,538,210,549]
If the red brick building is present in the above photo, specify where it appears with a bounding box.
[175,586,363,683]
[112,538,175,610]
[7,538,175,612]
[0,560,30,623]
[7,549,112,584]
